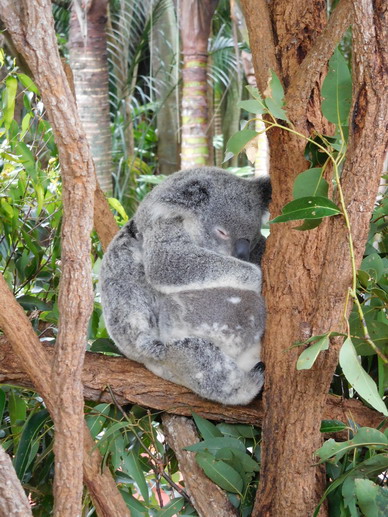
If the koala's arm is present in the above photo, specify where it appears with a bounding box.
[141,220,261,294]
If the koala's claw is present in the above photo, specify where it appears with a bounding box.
[252,361,265,373]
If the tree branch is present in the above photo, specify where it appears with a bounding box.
[162,415,238,517]
[286,0,353,120]
[0,337,384,430]
[0,445,33,517]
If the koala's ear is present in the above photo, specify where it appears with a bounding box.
[256,176,272,209]
[165,179,210,208]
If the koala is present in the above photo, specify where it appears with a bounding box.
[100,167,271,405]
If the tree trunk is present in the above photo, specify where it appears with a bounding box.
[0,445,33,517]
[69,0,113,193]
[239,0,388,515]
[152,1,180,173]
[180,0,218,168]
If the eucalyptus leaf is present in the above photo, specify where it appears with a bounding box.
[264,98,289,122]
[119,491,148,517]
[293,168,329,199]
[293,218,323,231]
[321,48,352,126]
[195,451,244,494]
[4,76,17,129]
[192,412,223,439]
[155,498,185,517]
[270,196,342,224]
[122,450,149,504]
[339,338,388,415]
[17,73,39,95]
[320,420,348,433]
[245,85,264,102]
[185,437,246,455]
[237,99,265,114]
[296,335,330,370]
[355,479,388,517]
[225,129,258,156]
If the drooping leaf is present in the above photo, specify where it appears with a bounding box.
[119,490,148,517]
[154,497,185,517]
[16,295,51,312]
[293,218,323,231]
[316,427,388,463]
[237,99,265,115]
[4,76,18,129]
[355,479,388,517]
[339,338,388,416]
[246,85,264,103]
[192,412,223,439]
[17,73,39,95]
[185,437,246,455]
[0,389,6,427]
[360,253,385,282]
[215,447,259,473]
[320,420,348,433]
[268,70,285,105]
[321,48,352,126]
[195,451,244,494]
[225,129,259,157]
[107,197,129,222]
[296,334,330,370]
[293,168,329,199]
[122,450,149,504]
[269,196,342,224]
[85,403,111,439]
[13,410,49,480]
[264,97,289,122]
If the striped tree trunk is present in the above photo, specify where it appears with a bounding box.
[179,0,218,169]
[69,0,113,193]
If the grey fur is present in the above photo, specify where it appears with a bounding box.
[100,167,271,405]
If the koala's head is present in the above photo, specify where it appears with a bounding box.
[136,167,271,259]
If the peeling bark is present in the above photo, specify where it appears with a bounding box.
[163,415,238,517]
[0,445,33,517]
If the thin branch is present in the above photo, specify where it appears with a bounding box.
[286,0,352,117]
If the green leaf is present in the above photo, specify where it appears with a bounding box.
[90,338,120,355]
[293,168,329,199]
[225,129,258,156]
[0,389,5,425]
[297,334,330,370]
[293,218,323,231]
[269,196,342,224]
[122,450,149,504]
[268,70,285,105]
[195,451,244,494]
[9,391,27,439]
[85,404,111,439]
[16,295,51,311]
[14,410,49,480]
[320,420,348,433]
[355,479,388,517]
[237,99,265,114]
[264,97,289,122]
[192,412,223,439]
[339,338,388,416]
[119,491,148,517]
[155,498,185,517]
[316,427,388,463]
[185,437,246,455]
[321,48,352,126]
[107,197,128,222]
[17,73,39,95]
[360,253,385,282]
[215,447,259,473]
[246,85,264,103]
[4,76,18,129]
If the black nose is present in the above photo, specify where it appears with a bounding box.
[234,238,250,261]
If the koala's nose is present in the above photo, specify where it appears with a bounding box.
[234,238,250,261]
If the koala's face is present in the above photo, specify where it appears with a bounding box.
[148,167,271,260]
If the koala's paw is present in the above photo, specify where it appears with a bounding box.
[249,362,265,392]
[139,339,167,360]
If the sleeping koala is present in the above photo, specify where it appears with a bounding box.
[100,167,271,405]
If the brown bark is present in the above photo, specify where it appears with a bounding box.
[0,1,129,516]
[180,0,218,168]
[0,445,33,517]
[162,415,238,517]
[0,277,131,517]
[0,337,383,431]
[238,0,388,516]
[69,0,113,194]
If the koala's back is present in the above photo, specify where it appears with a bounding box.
[100,221,159,362]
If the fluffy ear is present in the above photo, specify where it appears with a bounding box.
[162,179,210,209]
[256,176,272,210]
